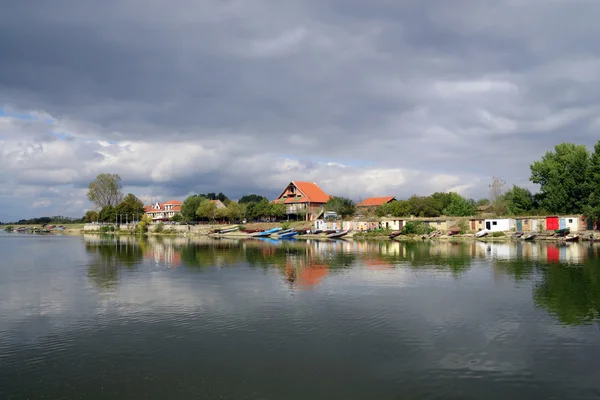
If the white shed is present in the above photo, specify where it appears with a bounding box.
[561,216,580,232]
[484,218,515,232]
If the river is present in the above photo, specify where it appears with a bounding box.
[1,231,600,399]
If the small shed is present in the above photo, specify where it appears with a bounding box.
[515,217,540,232]
[560,216,580,232]
[546,216,559,231]
[484,218,515,232]
[380,218,405,231]
[470,218,485,232]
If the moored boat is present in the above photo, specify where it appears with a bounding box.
[327,230,349,238]
[554,228,570,237]
[217,226,240,234]
[252,227,282,237]
[278,231,298,239]
[522,234,536,241]
[447,228,461,236]
[389,231,402,239]
[565,234,580,242]
[475,229,490,238]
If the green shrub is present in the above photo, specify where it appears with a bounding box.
[99,225,115,233]
[401,221,435,235]
[4,225,14,232]
[155,222,165,233]
[281,221,291,230]
[491,231,505,237]
[456,219,469,234]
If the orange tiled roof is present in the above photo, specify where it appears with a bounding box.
[164,199,182,205]
[357,196,396,207]
[274,181,330,204]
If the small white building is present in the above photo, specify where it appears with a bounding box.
[484,218,515,232]
[561,216,580,232]
[380,218,405,231]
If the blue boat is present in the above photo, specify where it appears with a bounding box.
[278,231,298,239]
[257,237,280,245]
[252,227,282,237]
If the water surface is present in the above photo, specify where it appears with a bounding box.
[1,232,600,399]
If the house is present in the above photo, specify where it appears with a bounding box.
[145,200,182,221]
[273,181,331,221]
[484,218,515,232]
[469,218,486,232]
[356,196,396,209]
[210,200,226,209]
[515,217,541,232]
[380,217,405,231]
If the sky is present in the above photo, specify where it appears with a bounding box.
[2,0,600,221]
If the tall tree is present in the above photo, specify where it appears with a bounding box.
[530,143,591,214]
[196,200,217,222]
[584,141,600,220]
[489,177,507,215]
[376,200,411,217]
[181,195,206,221]
[226,201,243,222]
[87,174,123,209]
[504,185,535,215]
[443,193,475,217]
[430,192,454,215]
[407,195,440,217]
[325,197,356,219]
[239,194,268,204]
[83,210,99,223]
[115,193,145,219]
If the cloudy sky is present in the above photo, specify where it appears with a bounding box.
[1,0,600,220]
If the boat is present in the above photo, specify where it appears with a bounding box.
[475,229,490,238]
[217,226,239,234]
[447,228,461,236]
[554,228,570,237]
[565,234,580,242]
[278,231,298,239]
[522,234,536,241]
[327,230,349,238]
[389,231,402,239]
[252,227,282,237]
[512,232,524,238]
[276,228,294,235]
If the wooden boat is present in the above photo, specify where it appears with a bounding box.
[475,229,489,238]
[512,232,524,238]
[217,226,239,234]
[389,231,402,239]
[565,234,580,242]
[240,229,261,233]
[327,230,349,238]
[252,227,282,237]
[277,228,294,235]
[447,228,461,236]
[278,231,298,239]
[522,234,536,241]
[554,228,570,237]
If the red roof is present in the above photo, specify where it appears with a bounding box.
[164,199,182,205]
[274,181,330,204]
[357,196,396,207]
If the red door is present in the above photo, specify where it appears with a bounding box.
[546,216,559,230]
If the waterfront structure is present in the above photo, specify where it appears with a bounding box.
[470,218,486,232]
[484,218,515,232]
[273,181,330,221]
[144,200,182,221]
[379,217,405,231]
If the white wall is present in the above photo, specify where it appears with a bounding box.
[485,219,514,232]
[563,216,580,231]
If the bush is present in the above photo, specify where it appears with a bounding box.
[4,225,14,232]
[456,219,469,234]
[281,221,291,230]
[155,222,165,233]
[491,231,505,237]
[100,225,115,233]
[401,221,435,235]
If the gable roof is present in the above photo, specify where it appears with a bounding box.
[164,199,182,205]
[357,196,396,207]
[274,181,330,204]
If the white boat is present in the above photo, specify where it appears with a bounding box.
[475,229,490,238]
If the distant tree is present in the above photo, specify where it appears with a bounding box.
[407,195,440,217]
[196,200,218,222]
[226,201,243,222]
[476,198,490,206]
[99,205,116,223]
[181,195,206,221]
[504,185,536,215]
[83,210,99,223]
[239,194,268,204]
[170,213,184,223]
[87,173,123,209]
[215,207,229,222]
[115,193,145,220]
[430,192,454,215]
[216,192,229,202]
[443,193,475,217]
[375,200,411,217]
[325,196,356,219]
[530,143,591,214]
[489,177,507,215]
[270,203,287,220]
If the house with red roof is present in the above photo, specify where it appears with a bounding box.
[273,181,331,221]
[356,196,396,209]
[145,199,182,221]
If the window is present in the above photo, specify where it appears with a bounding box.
[524,219,528,223]
[569,219,573,223]
[492,221,498,226]
[437,222,441,225]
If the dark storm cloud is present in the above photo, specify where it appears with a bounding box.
[1,0,600,219]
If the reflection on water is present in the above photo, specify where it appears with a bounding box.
[2,232,600,399]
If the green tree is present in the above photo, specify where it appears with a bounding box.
[270,203,286,220]
[197,200,218,222]
[584,141,600,220]
[226,201,243,222]
[489,177,507,215]
[443,193,475,216]
[430,192,454,215]
[530,143,591,214]
[170,213,184,223]
[87,173,123,209]
[83,210,99,223]
[239,194,268,204]
[99,205,116,222]
[115,193,145,220]
[375,200,411,217]
[181,195,206,222]
[325,196,356,219]
[504,185,535,215]
[215,207,229,222]
[407,195,440,217]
